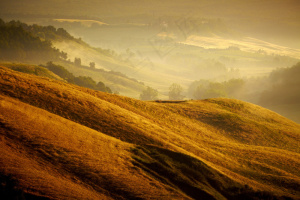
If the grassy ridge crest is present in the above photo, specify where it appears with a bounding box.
[0,66,299,199]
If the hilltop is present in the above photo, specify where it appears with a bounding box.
[0,19,147,97]
[0,66,299,199]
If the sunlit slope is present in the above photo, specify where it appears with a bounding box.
[0,66,299,199]
[1,63,64,81]
[52,41,147,98]
[52,40,127,72]
[52,40,187,96]
[56,60,146,98]
[0,95,188,199]
[2,95,276,200]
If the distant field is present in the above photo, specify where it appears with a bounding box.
[182,35,300,59]
[54,19,108,27]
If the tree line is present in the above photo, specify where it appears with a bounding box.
[43,62,112,93]
[0,18,68,63]
[140,62,300,109]
[0,18,115,94]
[140,79,244,101]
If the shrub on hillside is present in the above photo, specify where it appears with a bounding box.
[44,62,112,93]
[45,62,75,83]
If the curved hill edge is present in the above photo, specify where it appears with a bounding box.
[0,94,188,199]
[0,66,299,199]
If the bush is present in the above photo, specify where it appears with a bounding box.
[45,62,75,83]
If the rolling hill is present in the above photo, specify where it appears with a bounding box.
[0,19,148,98]
[1,0,300,48]
[0,66,300,199]
[0,63,64,81]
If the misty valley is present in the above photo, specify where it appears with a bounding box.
[0,0,300,199]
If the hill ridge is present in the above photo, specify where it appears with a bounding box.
[0,66,299,199]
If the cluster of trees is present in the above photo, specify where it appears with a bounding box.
[259,62,300,106]
[0,19,67,63]
[44,62,112,93]
[4,19,74,41]
[1,19,122,64]
[169,83,184,100]
[140,79,245,101]
[70,57,96,70]
[68,56,145,92]
[190,79,245,100]
[139,87,158,100]
[140,83,184,101]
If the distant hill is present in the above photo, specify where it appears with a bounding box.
[0,19,64,63]
[1,0,299,47]
[0,19,148,97]
[0,66,299,199]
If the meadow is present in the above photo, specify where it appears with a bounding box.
[0,66,299,199]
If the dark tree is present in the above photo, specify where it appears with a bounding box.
[90,62,96,69]
[140,87,159,100]
[74,76,96,89]
[45,62,75,83]
[74,57,81,66]
[60,51,68,60]
[169,83,184,100]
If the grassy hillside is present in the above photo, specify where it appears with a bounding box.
[0,63,64,81]
[0,66,299,199]
[54,59,146,98]
[0,19,147,98]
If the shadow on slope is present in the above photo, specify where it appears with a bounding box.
[0,66,299,199]
[0,94,187,199]
[0,173,50,200]
[132,145,293,200]
[0,66,160,146]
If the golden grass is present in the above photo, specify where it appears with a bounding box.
[0,65,299,199]
[0,95,186,199]
[0,62,64,81]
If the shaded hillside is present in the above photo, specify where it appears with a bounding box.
[0,66,299,199]
[0,19,65,63]
[259,62,300,123]
[1,62,113,94]
[0,94,186,199]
